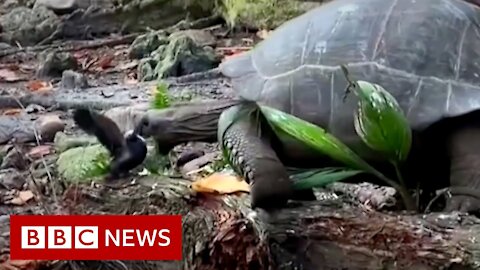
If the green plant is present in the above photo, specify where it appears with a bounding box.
[260,66,416,211]
[79,152,111,179]
[151,81,171,109]
[289,167,363,190]
[215,0,301,30]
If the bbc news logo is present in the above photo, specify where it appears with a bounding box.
[10,215,182,260]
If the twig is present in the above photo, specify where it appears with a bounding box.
[9,140,50,213]
[12,97,59,208]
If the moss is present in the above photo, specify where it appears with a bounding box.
[216,0,303,29]
[56,144,111,183]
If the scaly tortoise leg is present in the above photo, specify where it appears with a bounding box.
[218,105,294,210]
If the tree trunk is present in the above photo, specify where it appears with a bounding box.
[1,176,480,270]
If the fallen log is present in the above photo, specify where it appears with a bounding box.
[1,176,480,270]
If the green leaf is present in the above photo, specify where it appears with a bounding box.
[260,105,377,174]
[353,81,412,162]
[151,81,171,109]
[290,167,363,190]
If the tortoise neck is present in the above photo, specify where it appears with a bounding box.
[166,99,242,145]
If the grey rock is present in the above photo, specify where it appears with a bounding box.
[0,43,12,49]
[36,51,79,79]
[0,6,59,46]
[180,152,218,176]
[0,147,28,170]
[0,168,25,190]
[60,70,89,90]
[34,0,78,14]
[0,116,36,144]
[25,104,46,114]
[135,31,221,81]
[0,0,22,16]
[36,114,65,142]
[129,31,168,59]
[177,29,216,47]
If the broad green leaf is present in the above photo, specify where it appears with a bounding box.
[260,105,377,174]
[289,167,363,190]
[353,81,412,162]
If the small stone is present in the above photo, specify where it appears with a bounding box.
[0,146,28,170]
[0,43,12,49]
[176,150,205,168]
[0,168,25,190]
[180,152,217,176]
[60,70,88,90]
[36,51,79,79]
[36,114,65,142]
[177,29,216,47]
[101,89,115,98]
[34,0,78,14]
[25,104,45,114]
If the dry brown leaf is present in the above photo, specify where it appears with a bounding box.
[0,68,22,82]
[191,173,250,194]
[2,108,22,116]
[96,55,115,70]
[26,80,52,92]
[6,191,35,205]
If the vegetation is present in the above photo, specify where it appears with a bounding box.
[151,81,171,109]
[260,65,416,211]
[215,0,303,29]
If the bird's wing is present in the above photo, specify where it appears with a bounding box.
[73,109,125,158]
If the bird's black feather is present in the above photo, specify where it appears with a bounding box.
[73,109,125,158]
[73,108,148,181]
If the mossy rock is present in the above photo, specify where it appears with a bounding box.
[129,31,169,59]
[217,0,308,30]
[133,31,221,81]
[56,144,110,183]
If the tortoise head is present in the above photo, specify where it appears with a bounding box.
[134,102,229,155]
[135,109,180,155]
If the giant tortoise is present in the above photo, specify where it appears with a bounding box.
[136,0,480,213]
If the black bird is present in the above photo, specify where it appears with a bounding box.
[72,108,148,181]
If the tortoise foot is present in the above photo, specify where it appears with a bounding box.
[219,105,294,211]
[445,195,480,213]
[444,187,480,214]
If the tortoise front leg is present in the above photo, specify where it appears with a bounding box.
[219,105,295,210]
[444,124,480,213]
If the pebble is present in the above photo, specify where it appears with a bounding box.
[60,70,89,90]
[34,0,78,14]
[0,168,25,190]
[25,104,46,114]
